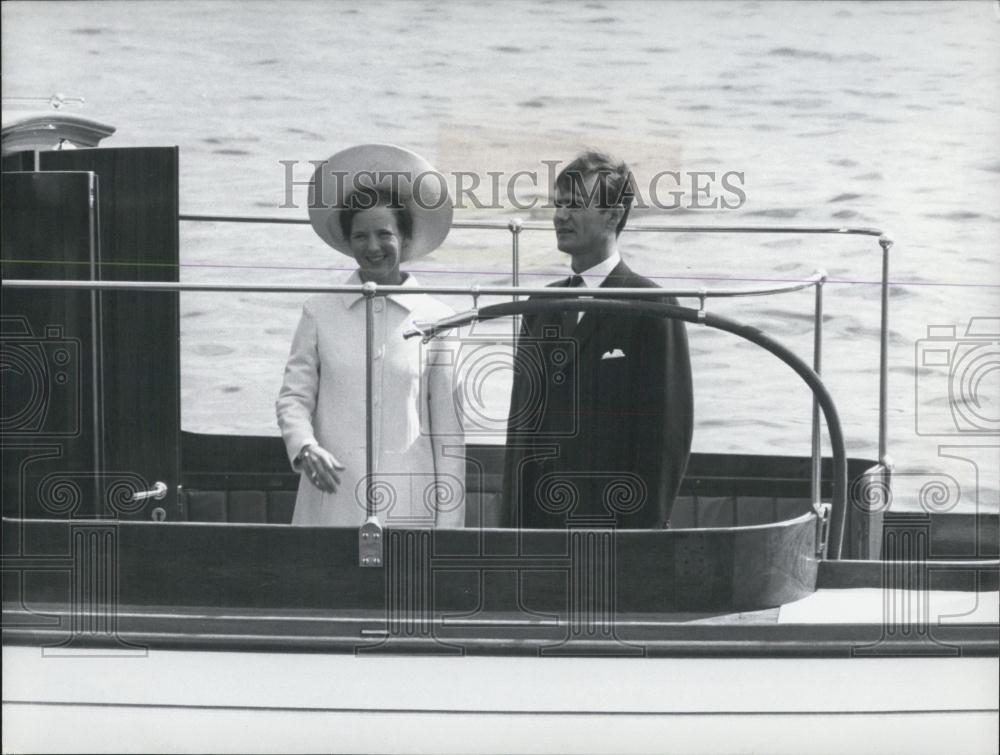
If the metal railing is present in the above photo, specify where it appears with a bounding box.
[178,214,893,468]
[4,218,894,562]
[178,213,894,511]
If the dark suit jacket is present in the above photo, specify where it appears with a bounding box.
[502,260,693,528]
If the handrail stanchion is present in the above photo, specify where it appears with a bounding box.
[364,283,376,518]
[878,234,893,467]
[509,218,522,291]
[509,218,522,339]
[358,282,383,567]
[811,274,826,504]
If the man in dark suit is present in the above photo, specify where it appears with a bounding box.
[503,151,693,528]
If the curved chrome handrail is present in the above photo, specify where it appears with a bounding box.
[405,297,848,560]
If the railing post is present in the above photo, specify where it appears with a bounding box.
[877,233,893,466]
[508,218,522,339]
[811,274,826,504]
[360,281,383,567]
[363,282,376,518]
[508,217,522,290]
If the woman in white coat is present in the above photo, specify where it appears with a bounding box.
[276,144,465,527]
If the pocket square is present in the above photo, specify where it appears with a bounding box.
[601,348,626,360]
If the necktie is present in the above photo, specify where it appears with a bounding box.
[562,275,584,334]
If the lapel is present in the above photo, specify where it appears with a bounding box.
[572,259,634,354]
[531,275,579,337]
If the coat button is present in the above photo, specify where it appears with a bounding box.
[373,300,384,313]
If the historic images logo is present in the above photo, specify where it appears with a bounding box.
[279,160,747,212]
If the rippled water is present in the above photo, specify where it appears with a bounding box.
[4,0,998,512]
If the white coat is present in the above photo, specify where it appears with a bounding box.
[276,272,465,527]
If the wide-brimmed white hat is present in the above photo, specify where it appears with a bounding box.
[307,143,453,261]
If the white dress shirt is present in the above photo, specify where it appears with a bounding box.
[571,250,621,321]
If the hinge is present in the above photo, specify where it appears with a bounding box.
[813,502,832,558]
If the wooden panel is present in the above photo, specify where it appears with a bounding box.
[40,148,180,520]
[818,558,999,591]
[266,491,296,524]
[921,513,998,559]
[1,171,101,518]
[180,432,296,492]
[737,496,778,526]
[733,513,818,609]
[1,150,36,172]
[186,491,227,522]
[176,435,891,547]
[669,496,696,527]
[178,436,884,495]
[1,516,819,615]
[697,496,737,527]
[178,435,876,501]
[4,520,995,657]
[0,172,97,280]
[174,435,891,566]
[228,491,267,522]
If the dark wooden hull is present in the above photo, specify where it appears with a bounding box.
[4,513,998,658]
[5,439,997,658]
[2,512,817,613]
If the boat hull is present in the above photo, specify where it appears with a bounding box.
[2,512,819,622]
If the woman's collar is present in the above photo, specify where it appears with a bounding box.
[342,270,425,312]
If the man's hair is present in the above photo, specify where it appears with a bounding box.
[555,150,635,236]
[337,188,414,241]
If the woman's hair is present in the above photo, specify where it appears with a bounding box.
[337,188,414,241]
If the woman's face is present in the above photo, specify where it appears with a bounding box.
[349,205,408,284]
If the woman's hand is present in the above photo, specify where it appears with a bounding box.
[300,444,346,493]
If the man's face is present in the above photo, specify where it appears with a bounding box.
[553,173,618,257]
